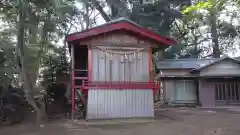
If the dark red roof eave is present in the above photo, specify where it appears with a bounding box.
[66,22,177,46]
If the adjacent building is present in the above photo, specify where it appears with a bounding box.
[156,57,240,108]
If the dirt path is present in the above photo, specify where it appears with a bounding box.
[1,108,240,135]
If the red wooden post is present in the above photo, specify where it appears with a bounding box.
[148,46,154,95]
[88,44,92,82]
[148,46,153,81]
[81,78,86,105]
[71,71,75,119]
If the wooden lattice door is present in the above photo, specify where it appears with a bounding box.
[215,83,240,105]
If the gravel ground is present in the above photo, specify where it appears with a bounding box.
[1,108,240,135]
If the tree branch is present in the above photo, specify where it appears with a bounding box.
[91,0,111,22]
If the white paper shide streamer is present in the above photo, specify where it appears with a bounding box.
[94,44,145,62]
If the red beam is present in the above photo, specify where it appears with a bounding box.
[74,82,159,89]
[148,46,153,82]
[88,45,92,82]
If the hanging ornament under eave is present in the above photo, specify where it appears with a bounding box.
[120,55,124,63]
[109,53,113,61]
[125,54,128,60]
[129,54,132,62]
[100,50,104,59]
[134,52,136,58]
[138,53,141,60]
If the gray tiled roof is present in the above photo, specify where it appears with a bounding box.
[192,57,240,72]
[156,58,219,70]
[156,56,240,70]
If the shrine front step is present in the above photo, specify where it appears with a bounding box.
[72,117,156,126]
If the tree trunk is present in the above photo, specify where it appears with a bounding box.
[17,0,46,125]
[210,15,220,58]
[106,0,130,18]
[92,0,130,22]
[28,11,39,86]
[85,1,90,29]
[91,0,111,21]
[209,0,220,58]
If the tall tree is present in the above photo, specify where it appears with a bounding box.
[16,0,44,123]
[0,0,78,124]
[92,0,187,36]
[183,0,240,58]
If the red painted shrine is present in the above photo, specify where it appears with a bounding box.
[66,18,176,120]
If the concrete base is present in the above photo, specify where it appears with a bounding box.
[72,117,156,126]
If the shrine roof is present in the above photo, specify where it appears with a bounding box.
[66,17,177,46]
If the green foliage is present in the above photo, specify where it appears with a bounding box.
[0,0,77,88]
[40,47,69,88]
[0,27,18,88]
[180,0,240,57]
[182,0,213,14]
[130,1,182,36]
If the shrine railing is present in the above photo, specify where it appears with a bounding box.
[71,76,160,107]
[73,77,159,96]
[74,69,88,77]
[73,70,159,89]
